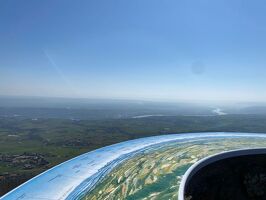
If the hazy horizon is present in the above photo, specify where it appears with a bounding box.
[1,94,266,107]
[1,1,266,102]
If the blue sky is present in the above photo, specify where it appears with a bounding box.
[1,0,266,102]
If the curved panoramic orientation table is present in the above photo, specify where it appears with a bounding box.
[178,148,266,200]
[1,132,266,200]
